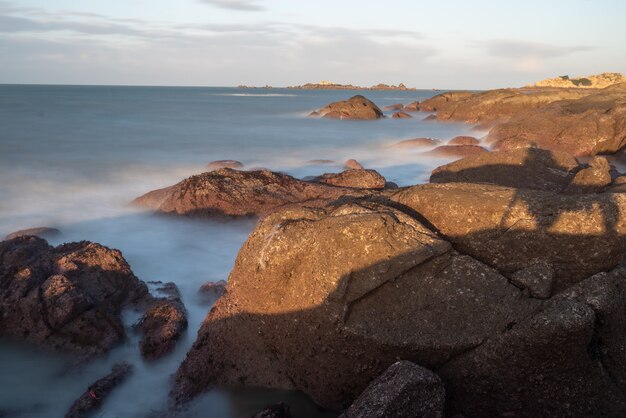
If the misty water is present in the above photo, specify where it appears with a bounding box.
[0,85,479,417]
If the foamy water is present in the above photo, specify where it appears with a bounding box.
[0,85,477,417]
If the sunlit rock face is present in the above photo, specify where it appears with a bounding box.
[311,95,384,120]
[173,183,626,416]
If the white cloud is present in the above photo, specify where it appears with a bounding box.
[198,0,265,11]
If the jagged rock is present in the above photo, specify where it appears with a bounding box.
[392,111,412,119]
[0,237,149,358]
[423,145,489,158]
[562,156,612,194]
[132,168,369,218]
[344,159,364,170]
[430,148,580,192]
[389,183,626,289]
[448,136,479,146]
[313,95,384,120]
[252,402,291,418]
[313,170,387,189]
[4,227,61,241]
[340,361,444,418]
[391,138,442,148]
[172,201,540,409]
[207,160,244,171]
[510,261,555,299]
[135,282,187,360]
[488,84,626,156]
[65,363,133,418]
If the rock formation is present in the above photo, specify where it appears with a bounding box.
[313,169,387,190]
[532,72,625,89]
[311,95,384,120]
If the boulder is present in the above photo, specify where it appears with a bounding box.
[391,138,442,148]
[198,280,227,300]
[562,156,612,194]
[392,111,413,119]
[383,104,404,111]
[448,136,479,146]
[207,160,244,171]
[403,101,420,112]
[340,361,445,418]
[344,159,365,170]
[419,88,590,124]
[65,362,133,418]
[509,261,555,299]
[314,95,384,120]
[0,237,149,358]
[430,148,580,192]
[132,168,369,218]
[135,282,187,360]
[172,201,540,408]
[389,183,626,289]
[313,169,387,190]
[423,145,489,158]
[488,84,626,156]
[4,227,61,241]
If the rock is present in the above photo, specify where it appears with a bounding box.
[65,362,133,418]
[314,95,384,120]
[4,227,61,241]
[207,160,244,171]
[532,72,626,89]
[392,111,413,119]
[448,136,479,146]
[403,101,420,112]
[562,156,612,194]
[340,361,444,418]
[172,201,540,408]
[308,111,320,117]
[135,282,188,360]
[389,183,626,289]
[430,148,580,192]
[198,280,227,299]
[391,138,442,148]
[383,103,404,111]
[313,169,387,190]
[252,402,292,418]
[419,88,590,124]
[440,268,626,417]
[133,168,369,218]
[510,261,555,299]
[422,145,489,158]
[0,237,150,358]
[488,84,626,156]
[344,159,364,170]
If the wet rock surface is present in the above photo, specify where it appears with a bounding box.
[312,95,384,120]
[133,168,370,218]
[430,148,580,192]
[313,169,387,189]
[65,362,133,418]
[340,361,444,418]
[0,236,149,358]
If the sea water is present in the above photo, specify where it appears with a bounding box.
[0,85,478,417]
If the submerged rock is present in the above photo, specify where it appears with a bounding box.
[430,148,580,192]
[252,402,292,418]
[3,227,61,241]
[198,280,227,300]
[391,138,442,148]
[392,111,412,119]
[313,95,384,120]
[383,103,404,111]
[423,145,489,158]
[344,159,364,170]
[403,101,420,112]
[65,362,133,418]
[313,169,387,190]
[135,282,187,360]
[132,168,369,218]
[0,236,149,358]
[340,361,445,418]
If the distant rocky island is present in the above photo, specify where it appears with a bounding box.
[531,71,625,89]
[236,81,417,90]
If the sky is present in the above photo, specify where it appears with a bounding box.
[0,0,624,89]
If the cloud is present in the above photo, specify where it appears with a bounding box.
[479,39,594,60]
[198,0,265,11]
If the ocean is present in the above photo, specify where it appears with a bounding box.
[0,85,478,417]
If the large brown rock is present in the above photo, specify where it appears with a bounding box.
[340,361,444,418]
[172,201,540,408]
[0,237,150,358]
[132,168,369,217]
[430,148,580,192]
[488,84,626,156]
[314,95,384,120]
[419,88,590,124]
[313,169,387,189]
[389,183,626,289]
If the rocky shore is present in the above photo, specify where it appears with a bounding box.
[4,76,626,417]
